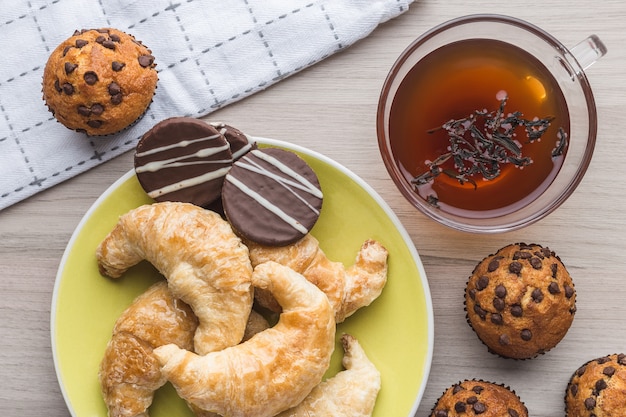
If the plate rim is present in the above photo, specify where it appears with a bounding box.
[50,136,434,417]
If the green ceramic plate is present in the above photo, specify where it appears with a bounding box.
[52,137,433,417]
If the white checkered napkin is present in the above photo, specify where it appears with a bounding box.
[0,0,413,211]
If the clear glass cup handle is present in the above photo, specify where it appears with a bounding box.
[570,35,607,71]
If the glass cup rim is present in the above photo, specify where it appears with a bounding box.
[376,14,598,233]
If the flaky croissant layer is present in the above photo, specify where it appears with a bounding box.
[276,333,381,417]
[98,281,198,417]
[96,202,254,356]
[154,261,336,417]
[247,234,388,322]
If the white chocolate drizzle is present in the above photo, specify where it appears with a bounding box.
[148,167,232,198]
[135,133,233,197]
[225,149,322,233]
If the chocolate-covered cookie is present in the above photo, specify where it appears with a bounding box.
[465,243,576,359]
[134,117,232,207]
[222,148,323,246]
[209,122,254,161]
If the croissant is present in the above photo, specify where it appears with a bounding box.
[153,261,336,417]
[99,281,198,417]
[276,333,381,417]
[96,202,253,355]
[246,234,388,322]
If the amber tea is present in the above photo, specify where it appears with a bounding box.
[390,38,570,217]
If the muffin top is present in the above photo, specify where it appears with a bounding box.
[430,379,528,417]
[42,28,157,136]
[565,354,626,416]
[465,243,576,359]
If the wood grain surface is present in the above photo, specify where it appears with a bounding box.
[1,1,624,416]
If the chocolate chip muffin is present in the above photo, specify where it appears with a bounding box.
[565,354,626,416]
[465,243,576,359]
[430,379,528,417]
[42,28,158,136]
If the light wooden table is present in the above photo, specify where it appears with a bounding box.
[1,1,624,416]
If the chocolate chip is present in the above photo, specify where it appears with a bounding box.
[564,285,575,299]
[499,334,510,345]
[75,39,88,48]
[110,94,123,105]
[454,401,466,412]
[64,62,77,74]
[548,282,560,294]
[508,409,519,417]
[584,397,596,410]
[618,354,626,365]
[576,365,587,377]
[603,366,616,377]
[533,250,545,259]
[87,120,103,128]
[520,329,532,341]
[95,35,106,44]
[84,71,98,85]
[510,305,523,317]
[466,396,478,404]
[62,83,74,95]
[108,82,121,96]
[91,103,104,115]
[102,40,116,50]
[509,261,522,274]
[474,304,487,320]
[62,45,72,56]
[491,313,503,325]
[495,284,507,298]
[570,383,579,396]
[542,247,552,257]
[434,411,448,417]
[596,379,608,391]
[110,33,121,42]
[472,385,484,394]
[493,297,505,311]
[77,105,91,116]
[514,251,532,260]
[519,244,533,250]
[531,288,544,303]
[469,288,477,300]
[530,257,543,269]
[138,54,155,68]
[551,263,558,278]
[476,275,489,290]
[96,28,110,33]
[452,384,464,394]
[54,79,62,93]
[112,61,125,71]
[473,402,487,414]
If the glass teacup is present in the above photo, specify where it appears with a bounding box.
[377,14,606,233]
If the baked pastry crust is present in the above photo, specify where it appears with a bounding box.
[276,333,381,417]
[247,234,388,322]
[96,202,253,355]
[99,281,197,417]
[153,261,336,417]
